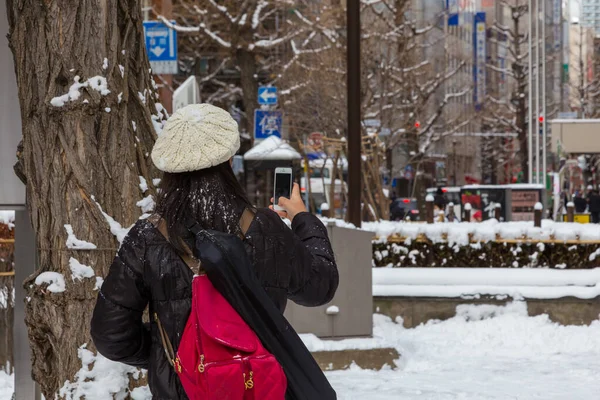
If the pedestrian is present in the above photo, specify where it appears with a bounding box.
[434,187,447,212]
[588,188,600,223]
[90,104,339,399]
[573,190,587,214]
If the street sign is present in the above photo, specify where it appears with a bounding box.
[254,109,283,140]
[404,165,414,180]
[143,20,178,75]
[258,86,278,106]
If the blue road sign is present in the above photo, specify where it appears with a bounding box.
[254,110,283,140]
[258,86,278,105]
[144,21,178,75]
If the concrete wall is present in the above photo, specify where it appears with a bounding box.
[284,223,374,338]
[375,296,600,328]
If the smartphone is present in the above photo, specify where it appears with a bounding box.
[273,167,293,211]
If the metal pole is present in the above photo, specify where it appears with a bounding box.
[14,208,41,400]
[535,0,540,184]
[347,0,362,227]
[528,0,534,184]
[542,0,547,188]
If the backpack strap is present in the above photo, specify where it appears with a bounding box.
[151,209,256,369]
[149,214,203,275]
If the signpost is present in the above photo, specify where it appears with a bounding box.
[143,20,178,75]
[258,86,278,106]
[254,110,283,140]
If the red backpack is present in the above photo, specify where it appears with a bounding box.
[153,215,287,399]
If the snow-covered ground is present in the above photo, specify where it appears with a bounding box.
[324,302,600,400]
[0,371,12,400]
[2,302,599,399]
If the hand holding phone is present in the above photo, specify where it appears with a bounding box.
[270,168,306,221]
[273,167,293,212]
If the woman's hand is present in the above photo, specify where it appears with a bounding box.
[270,183,307,222]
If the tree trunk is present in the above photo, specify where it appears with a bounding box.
[7,0,163,396]
[237,49,259,141]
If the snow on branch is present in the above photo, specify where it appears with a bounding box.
[487,63,516,78]
[207,0,235,23]
[157,15,232,48]
[252,0,269,29]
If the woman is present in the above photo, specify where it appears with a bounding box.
[91,104,339,399]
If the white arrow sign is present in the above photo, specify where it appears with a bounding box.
[150,46,166,58]
[259,90,277,102]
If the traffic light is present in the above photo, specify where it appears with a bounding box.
[414,121,420,129]
[539,116,544,124]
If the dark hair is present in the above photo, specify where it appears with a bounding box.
[155,161,252,255]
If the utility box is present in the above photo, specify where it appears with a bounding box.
[284,222,374,338]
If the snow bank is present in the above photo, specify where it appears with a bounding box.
[373,268,600,299]
[326,303,600,399]
[59,344,146,400]
[0,370,13,400]
[325,218,600,244]
[244,136,302,160]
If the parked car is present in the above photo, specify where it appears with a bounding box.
[390,198,420,221]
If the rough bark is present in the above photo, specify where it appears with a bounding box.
[0,223,14,373]
[6,0,163,396]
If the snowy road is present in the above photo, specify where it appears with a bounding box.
[1,302,599,399]
[324,303,600,400]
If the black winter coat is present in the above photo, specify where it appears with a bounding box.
[589,193,600,213]
[91,209,339,399]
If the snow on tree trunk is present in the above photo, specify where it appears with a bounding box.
[6,0,164,396]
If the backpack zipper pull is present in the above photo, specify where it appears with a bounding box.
[244,371,254,390]
[198,355,205,373]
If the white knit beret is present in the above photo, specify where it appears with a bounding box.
[151,104,240,173]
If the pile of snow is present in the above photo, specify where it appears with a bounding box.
[325,303,600,399]
[0,370,13,400]
[324,218,600,245]
[244,136,302,160]
[373,268,600,299]
[34,272,66,293]
[59,344,148,400]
